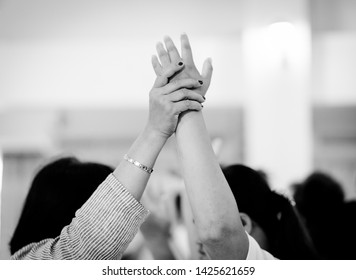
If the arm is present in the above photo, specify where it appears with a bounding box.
[152,34,248,259]
[176,112,248,259]
[11,175,148,260]
[11,61,204,260]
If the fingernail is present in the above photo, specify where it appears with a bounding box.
[203,96,206,100]
[198,80,203,85]
[201,104,204,108]
[178,61,184,66]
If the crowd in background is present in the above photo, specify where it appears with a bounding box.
[6,34,356,260]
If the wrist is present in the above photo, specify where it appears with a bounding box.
[177,110,203,129]
[120,125,167,179]
[142,124,169,146]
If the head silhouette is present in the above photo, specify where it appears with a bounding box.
[10,156,113,255]
[293,171,345,259]
[222,164,318,259]
[293,171,344,222]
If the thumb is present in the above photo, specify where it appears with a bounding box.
[201,57,213,88]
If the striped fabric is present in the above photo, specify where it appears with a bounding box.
[11,174,150,260]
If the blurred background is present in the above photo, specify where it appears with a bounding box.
[0,0,356,259]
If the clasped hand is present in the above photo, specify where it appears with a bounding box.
[147,34,213,140]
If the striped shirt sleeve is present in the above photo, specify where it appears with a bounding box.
[11,174,150,260]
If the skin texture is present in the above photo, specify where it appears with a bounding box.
[152,34,248,259]
[10,57,205,260]
[113,60,204,201]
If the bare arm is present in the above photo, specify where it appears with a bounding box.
[11,61,205,260]
[113,60,204,201]
[152,34,248,259]
[176,112,248,259]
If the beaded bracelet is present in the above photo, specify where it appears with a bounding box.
[124,154,153,174]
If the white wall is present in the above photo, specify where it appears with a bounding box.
[0,0,244,109]
[1,0,356,259]
[312,32,356,105]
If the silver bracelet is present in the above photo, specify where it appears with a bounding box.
[124,154,153,174]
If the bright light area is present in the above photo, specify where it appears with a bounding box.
[313,34,356,105]
[242,21,312,191]
[266,21,310,70]
[267,21,297,52]
[242,21,310,73]
[0,0,243,109]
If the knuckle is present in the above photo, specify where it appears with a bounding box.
[189,78,197,84]
[181,88,188,98]
[184,99,191,109]
[185,64,195,71]
[177,89,184,100]
[170,79,179,86]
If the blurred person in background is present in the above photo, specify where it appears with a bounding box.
[152,34,273,259]
[152,33,320,259]
[124,171,197,260]
[293,171,356,259]
[10,57,205,259]
[223,164,318,259]
[10,157,114,256]
[339,198,356,259]
[131,172,186,260]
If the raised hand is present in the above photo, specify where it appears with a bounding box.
[147,60,205,139]
[152,34,213,97]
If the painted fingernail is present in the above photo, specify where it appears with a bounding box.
[178,61,184,66]
[203,96,206,100]
[198,80,203,85]
[201,104,204,108]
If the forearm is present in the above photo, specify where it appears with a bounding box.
[114,125,167,201]
[175,111,248,259]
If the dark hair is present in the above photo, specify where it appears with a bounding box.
[339,201,356,259]
[293,171,344,222]
[293,172,345,259]
[10,156,113,255]
[222,164,318,259]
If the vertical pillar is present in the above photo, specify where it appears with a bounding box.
[241,0,312,191]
